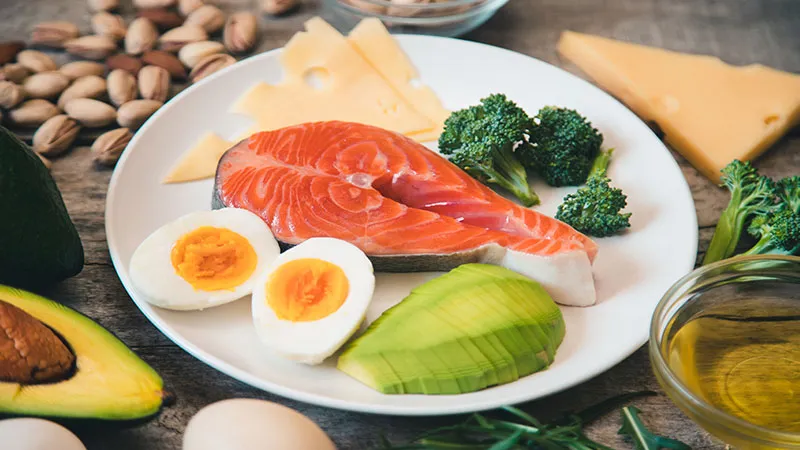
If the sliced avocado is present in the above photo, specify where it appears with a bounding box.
[0,125,83,288]
[0,285,166,420]
[338,263,566,395]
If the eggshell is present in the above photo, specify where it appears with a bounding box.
[0,418,86,450]
[183,399,337,450]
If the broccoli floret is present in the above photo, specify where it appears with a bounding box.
[521,106,603,186]
[776,175,800,213]
[555,149,631,237]
[742,208,800,256]
[439,94,539,206]
[702,160,776,265]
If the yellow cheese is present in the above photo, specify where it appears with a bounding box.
[232,18,433,135]
[347,18,450,142]
[557,30,800,182]
[163,132,232,184]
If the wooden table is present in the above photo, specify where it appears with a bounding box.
[2,0,798,448]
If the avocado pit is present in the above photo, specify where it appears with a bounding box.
[0,300,75,384]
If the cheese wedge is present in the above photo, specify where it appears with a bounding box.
[347,18,450,142]
[557,30,800,182]
[163,133,232,184]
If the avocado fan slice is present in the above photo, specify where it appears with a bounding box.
[0,125,83,288]
[0,285,167,420]
[337,264,566,395]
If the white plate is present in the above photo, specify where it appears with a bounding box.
[106,35,698,416]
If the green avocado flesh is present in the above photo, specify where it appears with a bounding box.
[0,285,165,420]
[0,125,83,288]
[337,264,566,395]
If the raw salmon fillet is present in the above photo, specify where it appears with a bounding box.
[214,121,598,306]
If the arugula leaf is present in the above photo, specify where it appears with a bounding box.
[618,406,691,450]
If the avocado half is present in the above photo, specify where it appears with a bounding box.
[338,264,566,395]
[0,285,166,420]
[0,125,84,288]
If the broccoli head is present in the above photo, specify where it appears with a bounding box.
[521,106,603,187]
[439,94,539,206]
[743,207,800,256]
[702,160,777,265]
[555,150,630,237]
[776,175,800,213]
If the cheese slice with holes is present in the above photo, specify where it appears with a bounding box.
[557,30,800,182]
[347,18,449,142]
[163,133,232,184]
[232,18,433,136]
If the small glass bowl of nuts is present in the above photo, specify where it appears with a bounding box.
[325,0,509,37]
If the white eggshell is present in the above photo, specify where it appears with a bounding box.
[251,237,375,364]
[183,399,336,450]
[129,208,280,311]
[0,418,86,450]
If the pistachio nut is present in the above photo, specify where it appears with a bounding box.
[261,0,298,15]
[92,127,133,167]
[32,114,81,157]
[158,25,207,53]
[23,71,70,99]
[223,12,257,54]
[117,99,162,129]
[0,80,26,109]
[125,17,159,55]
[9,99,60,127]
[185,5,225,34]
[64,98,117,128]
[189,53,235,83]
[138,65,170,102]
[177,40,224,68]
[64,35,118,60]
[178,0,204,16]
[1,63,31,83]
[59,61,106,80]
[92,12,128,41]
[31,21,80,48]
[107,68,138,106]
[16,50,57,73]
[58,75,107,108]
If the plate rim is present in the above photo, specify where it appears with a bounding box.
[105,34,699,416]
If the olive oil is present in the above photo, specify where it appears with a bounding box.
[666,293,800,433]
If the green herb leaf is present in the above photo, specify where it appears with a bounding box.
[576,391,657,425]
[619,406,691,450]
[487,429,523,449]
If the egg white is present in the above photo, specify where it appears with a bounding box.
[129,208,280,311]
[251,237,375,365]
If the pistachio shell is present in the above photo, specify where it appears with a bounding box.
[117,99,162,129]
[189,53,235,83]
[58,75,107,108]
[32,114,81,157]
[125,17,159,55]
[185,5,226,34]
[64,98,117,128]
[31,21,80,48]
[223,12,258,54]
[64,35,118,60]
[92,12,128,41]
[177,40,224,68]
[138,65,170,102]
[23,71,70,99]
[9,99,60,127]
[88,0,119,12]
[16,50,57,73]
[1,63,31,83]
[178,0,204,16]
[158,25,207,52]
[59,61,106,80]
[91,127,133,167]
[0,80,26,109]
[107,69,138,106]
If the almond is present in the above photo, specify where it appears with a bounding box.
[142,50,186,80]
[64,35,118,60]
[32,114,81,157]
[60,61,106,80]
[137,8,184,30]
[92,12,127,41]
[1,63,31,83]
[0,41,25,65]
[92,127,133,167]
[107,69,138,106]
[185,5,225,34]
[261,0,298,15]
[88,0,119,12]
[58,75,107,108]
[138,65,170,102]
[31,22,80,48]
[159,25,207,53]
[0,81,25,109]
[16,50,56,73]
[64,98,117,128]
[23,71,70,99]
[9,99,60,127]
[223,12,258,54]
[106,53,144,75]
[178,40,224,68]
[189,53,235,83]
[133,0,177,9]
[117,99,162,129]
[125,17,159,55]
[178,0,204,16]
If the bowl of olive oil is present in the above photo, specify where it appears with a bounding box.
[651,255,800,449]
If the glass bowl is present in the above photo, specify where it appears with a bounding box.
[650,255,800,449]
[322,0,509,37]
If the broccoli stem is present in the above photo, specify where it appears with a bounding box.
[589,149,614,178]
[702,190,745,265]
[491,144,540,207]
[741,235,779,256]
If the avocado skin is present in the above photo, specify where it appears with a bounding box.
[0,126,84,288]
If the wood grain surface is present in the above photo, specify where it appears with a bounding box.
[1,0,799,448]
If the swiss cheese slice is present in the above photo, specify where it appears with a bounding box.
[557,30,800,182]
[347,18,449,142]
[163,133,233,184]
[232,18,433,136]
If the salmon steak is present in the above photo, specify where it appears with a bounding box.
[213,121,599,306]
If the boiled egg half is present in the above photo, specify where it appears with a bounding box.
[130,208,280,310]
[251,238,375,364]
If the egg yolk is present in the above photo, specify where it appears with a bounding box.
[171,226,257,291]
[267,258,349,322]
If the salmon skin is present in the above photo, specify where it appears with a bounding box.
[213,121,598,306]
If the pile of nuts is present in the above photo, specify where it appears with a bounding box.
[0,0,298,170]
